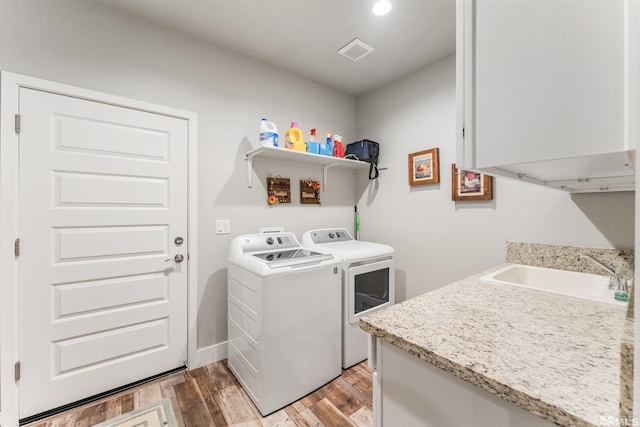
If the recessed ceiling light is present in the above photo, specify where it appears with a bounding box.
[372,0,392,16]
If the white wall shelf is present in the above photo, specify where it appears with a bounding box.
[245,145,370,190]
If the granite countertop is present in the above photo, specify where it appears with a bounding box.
[360,264,628,427]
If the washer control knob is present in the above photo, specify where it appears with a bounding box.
[328,232,335,239]
[266,237,275,245]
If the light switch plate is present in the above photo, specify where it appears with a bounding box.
[216,220,231,235]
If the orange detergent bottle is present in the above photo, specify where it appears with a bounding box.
[284,122,306,152]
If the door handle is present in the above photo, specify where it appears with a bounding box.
[165,254,185,263]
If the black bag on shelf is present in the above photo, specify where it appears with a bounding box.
[345,139,380,180]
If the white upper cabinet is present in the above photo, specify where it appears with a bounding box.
[457,0,637,192]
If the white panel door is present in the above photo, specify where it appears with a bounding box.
[17,88,188,418]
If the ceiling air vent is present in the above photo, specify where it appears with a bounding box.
[337,38,375,62]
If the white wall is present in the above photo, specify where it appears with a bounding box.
[0,0,635,365]
[356,54,635,301]
[0,1,359,357]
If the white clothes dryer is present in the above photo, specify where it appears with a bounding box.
[227,232,341,416]
[301,228,394,369]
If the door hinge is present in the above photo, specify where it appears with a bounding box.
[15,114,21,134]
[14,238,20,257]
[462,127,465,138]
[15,361,21,382]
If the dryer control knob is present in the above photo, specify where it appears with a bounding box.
[266,237,275,245]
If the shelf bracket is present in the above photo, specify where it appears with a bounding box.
[246,155,254,188]
[245,147,265,188]
[322,164,338,191]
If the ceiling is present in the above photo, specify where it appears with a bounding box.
[105,0,456,96]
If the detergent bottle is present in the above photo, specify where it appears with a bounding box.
[259,118,278,147]
[285,122,306,152]
[320,131,333,156]
[333,134,345,158]
[307,128,321,154]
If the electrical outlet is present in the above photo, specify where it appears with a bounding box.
[216,220,231,235]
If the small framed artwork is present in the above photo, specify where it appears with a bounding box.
[408,148,439,186]
[267,177,291,205]
[451,164,493,201]
[300,179,321,205]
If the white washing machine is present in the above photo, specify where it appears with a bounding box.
[227,232,341,416]
[301,228,394,369]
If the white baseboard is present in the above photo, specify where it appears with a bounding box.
[193,341,228,369]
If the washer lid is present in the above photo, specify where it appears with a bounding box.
[302,229,394,261]
[316,241,393,261]
[252,248,333,268]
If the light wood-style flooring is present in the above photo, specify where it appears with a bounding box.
[26,360,373,427]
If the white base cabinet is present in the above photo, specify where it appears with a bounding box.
[371,338,555,427]
[457,0,637,193]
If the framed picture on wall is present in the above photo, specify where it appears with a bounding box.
[300,179,321,205]
[451,164,493,201]
[408,148,439,186]
[267,177,291,205]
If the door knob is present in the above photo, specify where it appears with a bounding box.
[165,254,185,263]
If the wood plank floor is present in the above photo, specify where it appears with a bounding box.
[26,360,373,427]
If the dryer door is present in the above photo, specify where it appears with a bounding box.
[347,258,394,324]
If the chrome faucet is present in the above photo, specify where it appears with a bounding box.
[576,253,621,291]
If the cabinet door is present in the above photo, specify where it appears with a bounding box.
[472,0,624,169]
